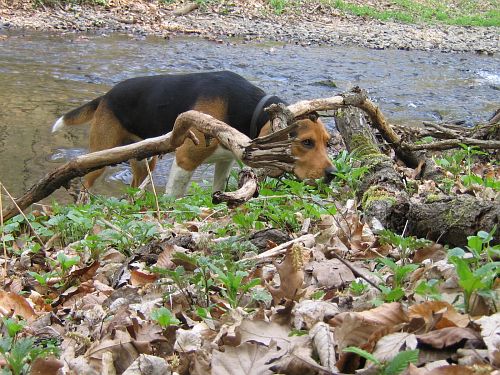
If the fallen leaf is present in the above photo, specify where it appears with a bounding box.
[122,354,170,375]
[0,290,36,321]
[130,269,158,286]
[476,312,500,367]
[307,259,355,289]
[309,322,336,372]
[371,332,418,363]
[416,327,480,349]
[29,356,64,375]
[266,244,305,303]
[211,342,285,375]
[408,301,470,330]
[293,300,340,330]
[237,319,290,347]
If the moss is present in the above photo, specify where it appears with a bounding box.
[361,186,397,211]
[441,196,477,227]
[425,194,443,203]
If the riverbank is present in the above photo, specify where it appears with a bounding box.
[0,0,499,54]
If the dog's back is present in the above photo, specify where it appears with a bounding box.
[105,71,281,139]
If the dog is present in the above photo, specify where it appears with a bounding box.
[52,71,334,196]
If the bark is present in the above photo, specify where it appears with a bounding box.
[212,168,258,208]
[333,107,499,246]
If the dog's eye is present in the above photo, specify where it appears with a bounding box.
[301,139,314,148]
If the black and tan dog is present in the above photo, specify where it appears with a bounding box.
[52,71,334,196]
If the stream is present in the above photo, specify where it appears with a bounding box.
[0,30,498,201]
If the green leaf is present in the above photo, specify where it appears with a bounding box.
[343,346,380,366]
[384,349,419,375]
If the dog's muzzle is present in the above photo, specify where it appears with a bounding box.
[323,166,336,184]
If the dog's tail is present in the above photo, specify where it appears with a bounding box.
[52,96,103,133]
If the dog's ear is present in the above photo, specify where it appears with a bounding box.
[308,111,319,122]
[296,111,319,122]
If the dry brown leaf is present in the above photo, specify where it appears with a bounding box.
[102,248,127,263]
[155,244,177,270]
[371,332,418,363]
[293,300,340,330]
[121,354,170,375]
[130,269,158,286]
[309,322,336,372]
[68,260,100,282]
[476,312,500,367]
[86,328,147,374]
[408,301,470,330]
[237,319,290,347]
[266,244,305,303]
[29,356,64,375]
[413,243,447,263]
[416,327,481,349]
[307,259,355,289]
[174,323,204,353]
[408,363,481,374]
[0,290,36,321]
[331,302,408,351]
[211,342,285,375]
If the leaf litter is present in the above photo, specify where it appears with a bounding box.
[0,166,498,374]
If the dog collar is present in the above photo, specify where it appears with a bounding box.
[249,94,275,139]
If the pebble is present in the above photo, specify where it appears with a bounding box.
[0,3,498,55]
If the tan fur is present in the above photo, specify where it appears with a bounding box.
[175,98,228,171]
[83,99,156,188]
[258,118,332,180]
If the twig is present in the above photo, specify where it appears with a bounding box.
[241,233,318,262]
[145,161,161,220]
[405,138,500,151]
[327,251,381,292]
[1,183,44,245]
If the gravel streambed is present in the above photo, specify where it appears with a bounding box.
[0,0,498,54]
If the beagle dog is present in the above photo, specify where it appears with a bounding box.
[52,71,334,196]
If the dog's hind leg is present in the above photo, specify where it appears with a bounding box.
[165,158,194,197]
[83,100,132,190]
[130,157,158,188]
[213,159,234,192]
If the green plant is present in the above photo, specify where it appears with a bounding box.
[447,228,499,313]
[349,279,369,296]
[150,307,180,328]
[414,279,442,301]
[330,150,369,195]
[268,0,288,14]
[0,318,59,375]
[28,271,55,287]
[378,230,431,264]
[343,346,419,375]
[208,263,261,309]
[54,252,80,277]
[374,258,419,304]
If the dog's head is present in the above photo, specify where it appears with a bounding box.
[290,113,335,182]
[259,113,335,182]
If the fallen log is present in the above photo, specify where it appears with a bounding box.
[333,106,499,246]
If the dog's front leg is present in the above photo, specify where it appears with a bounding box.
[165,158,194,197]
[213,159,234,193]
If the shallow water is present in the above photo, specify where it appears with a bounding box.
[0,30,498,201]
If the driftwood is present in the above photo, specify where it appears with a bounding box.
[212,168,258,208]
[1,110,297,221]
[395,118,500,151]
[333,106,499,246]
[2,89,499,246]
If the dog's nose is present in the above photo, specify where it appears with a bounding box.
[324,166,336,184]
